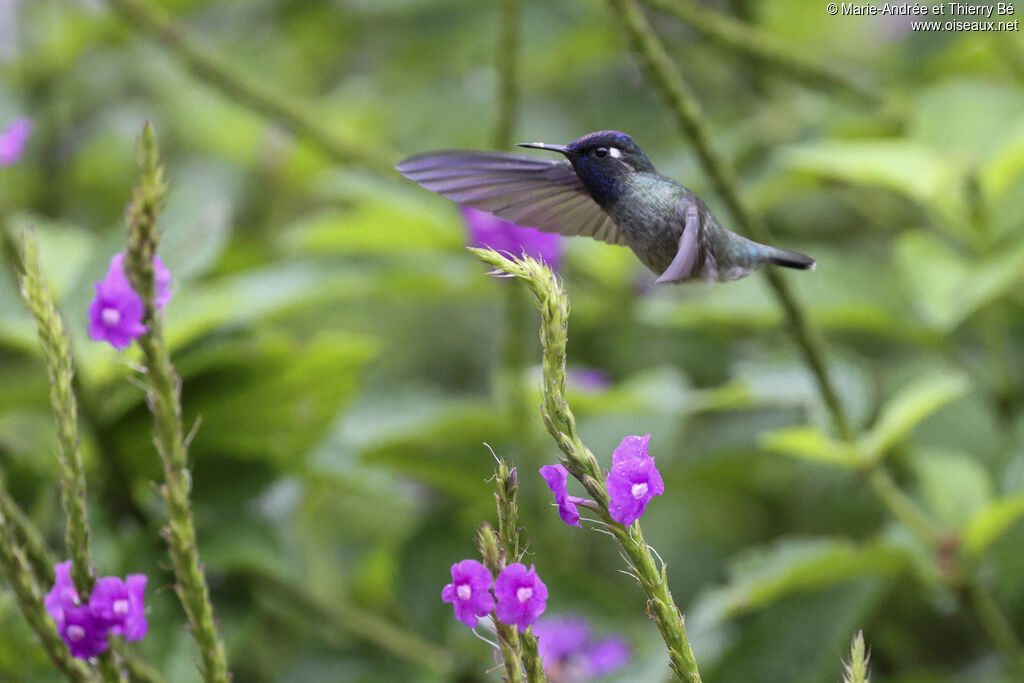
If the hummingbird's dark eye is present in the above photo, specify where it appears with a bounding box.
[594,147,609,158]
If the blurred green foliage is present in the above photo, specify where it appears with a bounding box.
[2,0,1024,681]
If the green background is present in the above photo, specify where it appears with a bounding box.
[2,0,1024,681]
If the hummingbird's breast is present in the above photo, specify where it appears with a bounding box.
[606,174,689,275]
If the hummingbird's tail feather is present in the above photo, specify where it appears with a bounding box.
[765,247,816,271]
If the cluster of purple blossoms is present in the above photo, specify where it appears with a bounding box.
[533,615,629,681]
[462,207,564,271]
[45,561,148,659]
[0,117,31,167]
[541,434,664,527]
[87,252,172,351]
[442,559,548,632]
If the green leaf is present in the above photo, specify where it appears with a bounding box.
[895,231,1024,332]
[278,202,461,256]
[690,537,906,628]
[358,401,513,498]
[962,493,1024,558]
[911,449,993,528]
[859,373,969,464]
[780,140,955,205]
[110,331,377,470]
[157,165,236,281]
[172,263,373,342]
[0,213,99,351]
[910,79,1024,165]
[760,425,859,469]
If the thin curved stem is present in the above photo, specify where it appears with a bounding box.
[0,506,96,682]
[639,0,879,103]
[471,248,701,682]
[494,0,522,150]
[123,124,230,683]
[603,2,1024,674]
[605,0,852,440]
[104,0,397,175]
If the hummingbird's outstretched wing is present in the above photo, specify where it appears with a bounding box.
[396,151,625,245]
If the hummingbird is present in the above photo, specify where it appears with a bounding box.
[396,130,815,283]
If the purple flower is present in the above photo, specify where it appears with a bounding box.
[0,117,31,167]
[494,563,547,632]
[441,559,495,628]
[87,278,147,351]
[534,615,590,660]
[90,574,148,641]
[59,604,110,659]
[45,561,149,659]
[87,252,173,351]
[539,464,594,527]
[44,561,80,626]
[462,207,564,270]
[584,637,630,676]
[605,434,664,526]
[534,615,630,680]
[105,253,173,309]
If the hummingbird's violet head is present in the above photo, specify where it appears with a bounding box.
[564,130,654,174]
[519,131,654,208]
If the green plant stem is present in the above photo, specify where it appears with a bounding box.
[494,0,521,150]
[603,4,1024,674]
[0,507,96,683]
[0,472,57,580]
[842,630,870,683]
[16,232,95,597]
[966,579,1024,680]
[867,465,1024,674]
[489,458,545,682]
[122,124,230,683]
[495,617,525,683]
[605,0,852,441]
[113,642,169,683]
[104,0,395,175]
[866,454,1024,676]
[639,0,879,103]
[471,249,700,682]
[865,468,940,547]
[493,457,522,561]
[477,524,525,683]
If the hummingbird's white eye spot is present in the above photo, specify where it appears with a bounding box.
[594,147,608,158]
[608,147,622,158]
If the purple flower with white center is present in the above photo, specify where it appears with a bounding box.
[90,574,148,641]
[59,603,110,659]
[462,207,564,270]
[45,561,150,658]
[441,559,495,628]
[605,434,664,526]
[0,117,31,167]
[105,252,173,309]
[87,277,147,351]
[87,252,173,351]
[494,563,547,632]
[533,615,630,681]
[539,464,594,527]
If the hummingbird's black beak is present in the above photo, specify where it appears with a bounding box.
[517,142,571,156]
